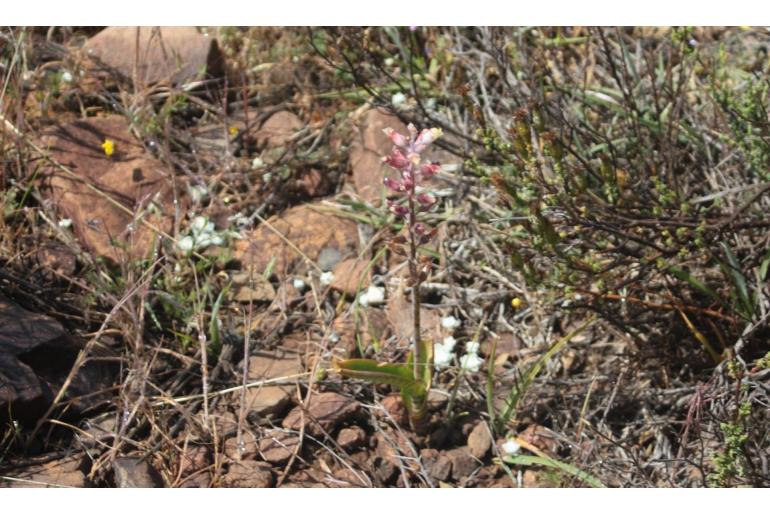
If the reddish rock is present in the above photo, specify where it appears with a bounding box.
[386,285,441,346]
[224,431,259,461]
[113,457,163,488]
[233,203,358,277]
[467,422,493,460]
[349,108,407,205]
[336,426,367,451]
[40,115,177,262]
[380,393,409,426]
[420,448,452,482]
[282,392,361,437]
[255,111,303,148]
[258,429,300,465]
[236,352,304,419]
[221,460,274,488]
[84,27,223,86]
[330,258,371,297]
[446,447,478,481]
[0,455,88,488]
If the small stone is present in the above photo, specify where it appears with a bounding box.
[224,432,259,461]
[258,430,300,465]
[427,390,449,411]
[255,111,303,148]
[336,426,367,451]
[446,447,477,482]
[113,457,163,488]
[420,448,452,482]
[380,393,409,426]
[236,352,303,419]
[467,422,493,460]
[232,274,276,303]
[221,460,274,488]
[282,392,360,437]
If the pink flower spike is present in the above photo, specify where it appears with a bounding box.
[383,128,408,148]
[420,162,441,179]
[407,123,418,139]
[414,128,443,152]
[388,201,409,217]
[383,148,410,170]
[416,192,436,207]
[383,177,404,192]
[412,223,427,235]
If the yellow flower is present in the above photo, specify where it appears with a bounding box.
[228,126,239,136]
[101,139,115,157]
[511,297,523,309]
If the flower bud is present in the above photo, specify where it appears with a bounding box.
[416,192,436,207]
[383,177,405,192]
[419,162,441,179]
[383,128,408,148]
[414,128,443,152]
[383,148,410,170]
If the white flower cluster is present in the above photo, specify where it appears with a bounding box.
[434,316,485,372]
[358,285,385,307]
[177,216,228,254]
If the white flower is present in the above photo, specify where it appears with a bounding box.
[177,235,194,253]
[191,216,210,234]
[188,184,209,203]
[320,271,334,286]
[292,278,307,291]
[459,351,484,372]
[61,71,73,83]
[465,341,480,354]
[58,218,72,228]
[252,157,265,170]
[501,439,521,455]
[434,336,457,368]
[441,316,461,330]
[391,92,407,107]
[363,286,385,306]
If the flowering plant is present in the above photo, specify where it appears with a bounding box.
[335,123,442,432]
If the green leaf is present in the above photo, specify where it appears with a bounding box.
[720,242,755,318]
[334,359,418,389]
[502,454,605,487]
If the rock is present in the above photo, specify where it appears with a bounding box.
[446,447,477,481]
[386,286,441,346]
[282,392,360,437]
[0,292,71,422]
[467,422,492,460]
[336,426,366,451]
[329,258,371,297]
[40,115,177,262]
[231,273,276,303]
[221,460,274,488]
[255,111,303,148]
[113,457,163,488]
[380,393,409,426]
[519,424,561,455]
[0,455,88,488]
[177,445,211,487]
[331,468,368,487]
[258,430,300,465]
[330,308,390,358]
[349,108,408,205]
[84,27,223,86]
[420,448,452,482]
[223,431,259,461]
[80,413,118,450]
[35,241,77,278]
[236,351,303,419]
[427,390,449,411]
[233,203,358,278]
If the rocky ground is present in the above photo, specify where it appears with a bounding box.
[1,27,768,488]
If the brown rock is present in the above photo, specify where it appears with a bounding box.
[420,448,452,482]
[233,203,358,278]
[224,431,259,461]
[35,241,77,278]
[0,455,87,488]
[349,108,407,205]
[221,460,274,488]
[386,285,441,346]
[331,468,368,487]
[519,424,561,455]
[380,393,409,426]
[446,447,478,481]
[113,457,162,488]
[40,115,176,262]
[231,273,276,304]
[84,27,223,86]
[255,111,303,148]
[178,445,211,478]
[329,258,371,297]
[427,389,449,411]
[282,392,360,437]
[258,430,300,465]
[467,422,492,460]
[237,352,304,419]
[336,426,367,451]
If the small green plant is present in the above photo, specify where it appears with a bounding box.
[335,123,443,432]
[708,400,751,487]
